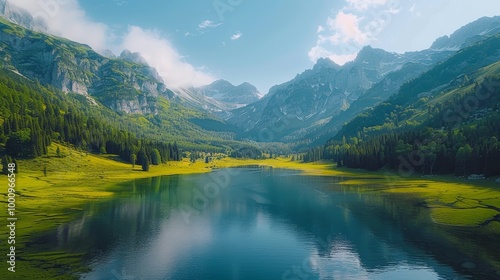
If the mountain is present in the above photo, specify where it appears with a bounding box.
[303,16,500,148]
[431,16,500,50]
[0,17,172,114]
[0,13,248,150]
[333,34,500,141]
[0,0,48,32]
[228,16,500,144]
[200,79,262,105]
[299,62,430,148]
[322,34,500,176]
[228,46,450,142]
[101,49,117,59]
[119,49,149,66]
[173,79,261,118]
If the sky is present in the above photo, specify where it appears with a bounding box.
[13,0,500,94]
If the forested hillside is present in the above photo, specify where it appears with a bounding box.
[319,36,500,176]
[0,69,182,169]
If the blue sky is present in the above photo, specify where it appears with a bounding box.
[14,0,500,94]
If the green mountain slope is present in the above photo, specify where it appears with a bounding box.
[0,17,249,152]
[0,17,166,114]
[0,68,253,172]
[321,35,500,176]
[299,62,430,148]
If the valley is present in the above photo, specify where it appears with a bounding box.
[0,0,499,279]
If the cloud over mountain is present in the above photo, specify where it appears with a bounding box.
[12,0,215,88]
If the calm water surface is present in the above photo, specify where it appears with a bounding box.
[34,168,494,279]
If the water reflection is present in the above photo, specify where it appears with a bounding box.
[30,168,479,279]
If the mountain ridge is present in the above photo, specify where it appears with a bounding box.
[320,35,500,178]
[228,16,500,144]
[431,15,500,50]
[173,79,261,118]
[0,16,172,115]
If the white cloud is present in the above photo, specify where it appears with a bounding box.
[231,32,242,40]
[14,0,109,51]
[308,45,330,62]
[326,12,368,44]
[11,0,215,89]
[122,27,215,88]
[346,0,387,11]
[327,53,359,65]
[184,19,222,37]
[308,0,398,65]
[198,20,221,29]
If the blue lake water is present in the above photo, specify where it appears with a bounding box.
[33,168,493,279]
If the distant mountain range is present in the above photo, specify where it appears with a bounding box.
[173,79,262,118]
[228,45,449,142]
[228,16,500,145]
[430,16,500,50]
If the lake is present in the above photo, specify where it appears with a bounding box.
[31,167,499,279]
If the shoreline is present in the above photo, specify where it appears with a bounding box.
[1,144,499,279]
[4,144,500,239]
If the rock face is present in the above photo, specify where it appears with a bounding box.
[0,16,171,114]
[199,79,261,106]
[0,0,48,32]
[173,79,261,118]
[119,49,149,66]
[100,49,117,59]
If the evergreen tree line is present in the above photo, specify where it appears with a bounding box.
[230,146,263,159]
[0,70,181,169]
[302,147,323,163]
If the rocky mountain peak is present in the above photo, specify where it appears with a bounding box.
[430,15,500,50]
[355,45,396,64]
[209,79,234,88]
[313,57,340,71]
[119,49,149,66]
[0,0,48,32]
[101,49,117,59]
[236,82,258,91]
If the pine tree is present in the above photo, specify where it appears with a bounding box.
[151,149,161,165]
[142,156,150,171]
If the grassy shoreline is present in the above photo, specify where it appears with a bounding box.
[1,144,500,278]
